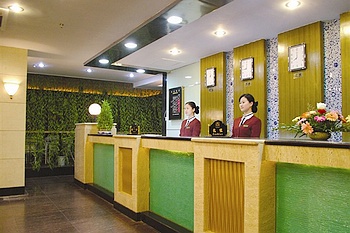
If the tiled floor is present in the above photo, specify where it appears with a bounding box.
[0,175,159,233]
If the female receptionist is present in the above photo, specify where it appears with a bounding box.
[232,93,261,138]
[179,101,201,137]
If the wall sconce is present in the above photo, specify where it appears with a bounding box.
[4,82,19,99]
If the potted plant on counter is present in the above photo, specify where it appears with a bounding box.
[97,100,113,134]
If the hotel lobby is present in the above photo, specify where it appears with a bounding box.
[1,0,350,232]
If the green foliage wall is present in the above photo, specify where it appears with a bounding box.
[26,74,163,170]
[26,89,163,133]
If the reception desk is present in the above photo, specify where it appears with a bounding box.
[74,123,350,233]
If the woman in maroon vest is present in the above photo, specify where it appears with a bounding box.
[232,94,261,138]
[179,101,201,137]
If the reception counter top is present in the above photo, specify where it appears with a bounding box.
[75,123,350,233]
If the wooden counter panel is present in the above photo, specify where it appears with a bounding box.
[265,145,350,169]
[141,138,194,152]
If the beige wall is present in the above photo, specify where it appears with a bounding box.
[0,46,27,189]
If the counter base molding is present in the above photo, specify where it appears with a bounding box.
[142,211,192,233]
[277,163,350,232]
[149,149,194,231]
[0,186,25,197]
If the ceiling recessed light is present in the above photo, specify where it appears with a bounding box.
[33,62,45,68]
[136,69,145,73]
[129,73,135,78]
[86,68,92,73]
[169,48,181,55]
[99,59,109,64]
[285,0,301,9]
[125,42,137,49]
[185,76,192,79]
[167,16,183,24]
[8,4,24,12]
[214,29,227,37]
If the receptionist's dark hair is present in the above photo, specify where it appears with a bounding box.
[239,93,258,113]
[186,101,199,114]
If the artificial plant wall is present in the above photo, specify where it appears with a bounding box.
[26,74,162,170]
[26,89,162,133]
[26,74,163,133]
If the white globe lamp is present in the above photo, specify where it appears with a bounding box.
[89,103,101,116]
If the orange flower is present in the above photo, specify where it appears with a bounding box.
[301,112,311,119]
[301,122,314,134]
[325,111,338,121]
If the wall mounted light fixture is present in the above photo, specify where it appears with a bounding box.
[4,82,19,99]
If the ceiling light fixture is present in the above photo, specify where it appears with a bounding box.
[167,16,183,24]
[169,48,181,55]
[33,62,45,68]
[214,29,227,37]
[8,4,24,12]
[86,68,92,73]
[99,59,109,64]
[185,76,192,79]
[129,73,135,78]
[285,0,301,9]
[136,69,145,73]
[124,42,137,49]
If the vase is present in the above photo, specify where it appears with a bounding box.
[308,132,331,141]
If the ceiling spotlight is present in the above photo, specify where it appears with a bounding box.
[8,4,24,12]
[285,0,301,9]
[33,62,45,68]
[99,58,109,64]
[86,68,92,73]
[125,42,137,49]
[169,48,181,55]
[214,29,227,37]
[129,73,135,78]
[136,69,145,73]
[167,16,183,24]
[185,76,192,79]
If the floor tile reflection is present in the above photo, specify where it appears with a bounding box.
[0,175,159,233]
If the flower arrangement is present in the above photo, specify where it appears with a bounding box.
[280,103,350,138]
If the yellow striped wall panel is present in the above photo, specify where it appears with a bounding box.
[200,52,226,136]
[233,39,266,138]
[341,12,350,140]
[205,159,244,233]
[278,22,324,128]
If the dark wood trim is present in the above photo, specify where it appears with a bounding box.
[113,201,141,221]
[25,166,74,178]
[0,186,25,197]
[74,178,87,189]
[141,211,192,233]
[141,135,192,141]
[265,139,350,149]
[86,184,114,203]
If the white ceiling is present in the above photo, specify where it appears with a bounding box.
[1,0,350,89]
